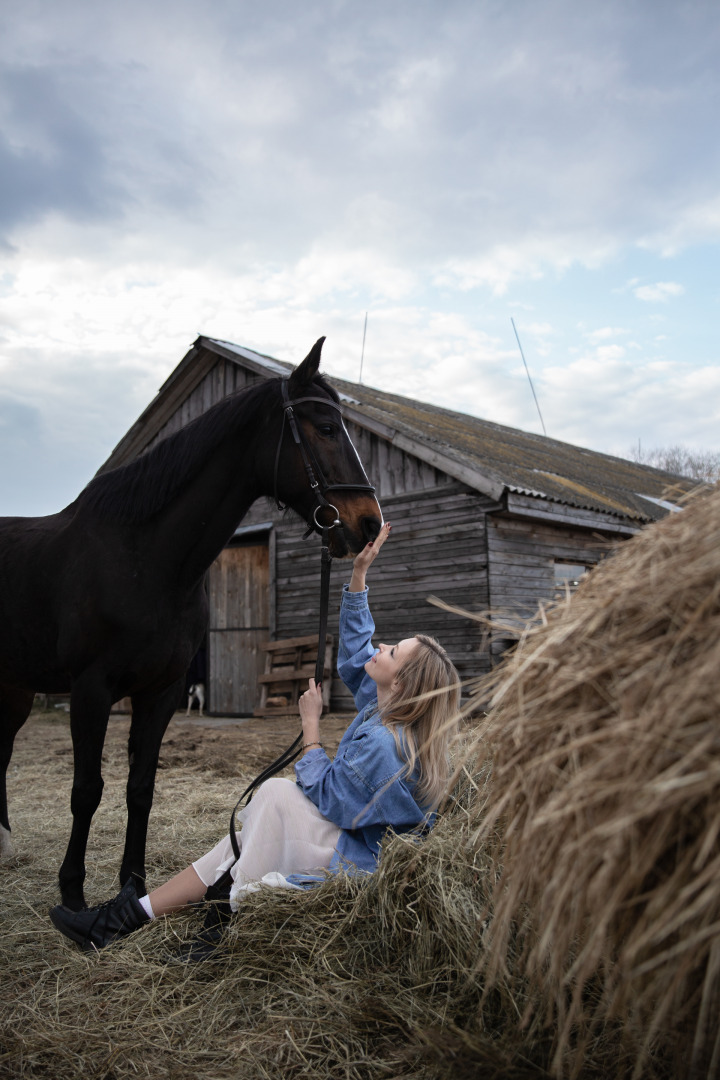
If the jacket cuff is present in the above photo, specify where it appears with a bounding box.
[341,583,369,608]
[294,748,329,784]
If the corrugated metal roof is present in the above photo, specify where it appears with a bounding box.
[204,337,698,523]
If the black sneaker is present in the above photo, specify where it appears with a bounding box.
[49,878,149,951]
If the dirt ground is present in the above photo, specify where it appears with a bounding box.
[18,704,353,779]
[157,708,354,777]
[2,705,354,904]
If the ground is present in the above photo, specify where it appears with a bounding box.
[3,704,352,898]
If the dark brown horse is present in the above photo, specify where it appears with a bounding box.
[0,338,382,910]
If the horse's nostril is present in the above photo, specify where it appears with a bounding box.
[362,517,382,543]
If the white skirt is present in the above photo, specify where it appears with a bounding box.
[192,777,342,910]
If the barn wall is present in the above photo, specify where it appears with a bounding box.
[347,420,453,499]
[485,511,618,657]
[143,358,261,450]
[124,352,632,712]
[273,482,496,709]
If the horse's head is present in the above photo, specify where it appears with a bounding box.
[273,338,383,558]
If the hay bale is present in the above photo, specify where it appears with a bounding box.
[469,484,720,1078]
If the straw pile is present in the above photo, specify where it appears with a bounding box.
[468,483,720,1079]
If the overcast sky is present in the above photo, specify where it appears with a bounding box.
[1,0,719,516]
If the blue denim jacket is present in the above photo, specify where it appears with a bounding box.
[294,584,430,875]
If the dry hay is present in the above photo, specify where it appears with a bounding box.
[467,483,720,1079]
[1,708,630,1080]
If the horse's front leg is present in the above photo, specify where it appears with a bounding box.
[120,677,185,894]
[59,674,113,910]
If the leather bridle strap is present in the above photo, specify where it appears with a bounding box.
[273,380,376,530]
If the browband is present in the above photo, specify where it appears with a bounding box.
[282,393,343,413]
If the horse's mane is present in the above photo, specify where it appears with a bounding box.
[80,372,339,524]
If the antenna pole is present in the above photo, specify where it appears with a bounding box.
[511,317,547,437]
[359,312,368,384]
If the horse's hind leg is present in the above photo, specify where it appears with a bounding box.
[120,677,185,894]
[0,685,35,860]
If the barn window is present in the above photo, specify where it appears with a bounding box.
[554,561,590,595]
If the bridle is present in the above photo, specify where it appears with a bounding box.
[273,379,376,537]
[216,380,378,872]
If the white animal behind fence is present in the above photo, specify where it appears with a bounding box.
[186,683,205,717]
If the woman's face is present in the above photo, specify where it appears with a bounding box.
[365,637,419,693]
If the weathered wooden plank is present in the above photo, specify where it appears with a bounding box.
[488,517,615,548]
[506,493,640,534]
[261,634,332,651]
[207,540,270,714]
[202,370,214,414]
[208,628,269,714]
[258,664,319,683]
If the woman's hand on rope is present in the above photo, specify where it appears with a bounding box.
[299,677,324,754]
[348,522,392,592]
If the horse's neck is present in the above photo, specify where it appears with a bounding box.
[150,431,266,587]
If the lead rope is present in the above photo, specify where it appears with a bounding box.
[224,524,333,865]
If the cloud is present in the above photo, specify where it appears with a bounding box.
[583,327,629,342]
[0,393,42,440]
[0,63,128,240]
[4,1,720,269]
[1,0,720,515]
[633,282,685,302]
[540,346,720,457]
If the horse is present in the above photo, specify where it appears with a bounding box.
[0,337,382,911]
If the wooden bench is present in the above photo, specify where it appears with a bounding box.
[254,634,333,717]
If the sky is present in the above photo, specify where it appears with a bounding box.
[1,0,719,516]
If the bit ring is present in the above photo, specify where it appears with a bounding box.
[313,504,341,529]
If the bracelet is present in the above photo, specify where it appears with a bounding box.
[302,741,324,750]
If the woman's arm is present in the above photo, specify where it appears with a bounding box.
[337,523,392,708]
[298,524,394,743]
[295,722,427,831]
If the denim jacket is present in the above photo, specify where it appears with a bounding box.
[294,584,430,875]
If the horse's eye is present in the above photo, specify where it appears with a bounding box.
[317,424,337,438]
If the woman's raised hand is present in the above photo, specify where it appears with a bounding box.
[349,522,391,591]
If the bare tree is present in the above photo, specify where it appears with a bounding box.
[629,443,720,483]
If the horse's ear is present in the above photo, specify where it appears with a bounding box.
[288,337,325,394]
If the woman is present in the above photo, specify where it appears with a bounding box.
[49,523,460,955]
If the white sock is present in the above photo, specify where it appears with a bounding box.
[139,894,155,920]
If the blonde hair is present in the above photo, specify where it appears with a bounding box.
[380,635,460,812]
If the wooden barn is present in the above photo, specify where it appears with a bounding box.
[99,337,696,714]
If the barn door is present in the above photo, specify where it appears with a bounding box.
[208,537,270,715]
